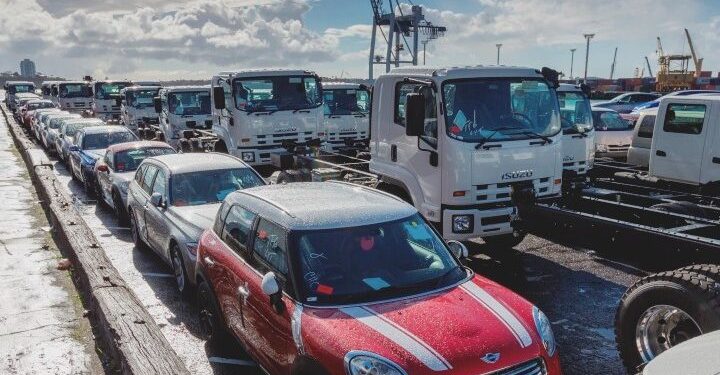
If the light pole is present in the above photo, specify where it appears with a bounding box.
[569,48,576,79]
[583,33,595,81]
[496,44,503,65]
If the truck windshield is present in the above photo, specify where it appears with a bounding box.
[293,214,465,305]
[113,147,174,172]
[10,85,34,94]
[171,168,264,206]
[60,84,92,98]
[127,89,159,109]
[82,131,137,150]
[323,88,370,115]
[168,91,211,116]
[558,91,592,133]
[233,75,322,112]
[95,82,132,100]
[592,111,631,131]
[442,78,560,142]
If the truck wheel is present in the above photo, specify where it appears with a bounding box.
[676,264,720,282]
[276,171,297,184]
[198,279,232,345]
[614,270,720,373]
[482,233,526,249]
[213,141,228,154]
[376,182,413,205]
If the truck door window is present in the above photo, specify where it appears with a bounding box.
[394,83,437,133]
[663,104,705,135]
[637,115,656,138]
[222,205,257,258]
[252,219,289,276]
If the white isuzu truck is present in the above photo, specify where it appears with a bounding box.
[210,69,323,166]
[120,85,161,132]
[92,80,133,121]
[152,86,212,148]
[367,66,564,245]
[556,83,594,185]
[321,82,371,151]
[55,81,93,112]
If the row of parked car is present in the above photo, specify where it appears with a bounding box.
[10,94,563,375]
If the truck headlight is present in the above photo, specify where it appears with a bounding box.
[241,152,255,163]
[595,144,608,153]
[452,214,473,234]
[533,307,556,356]
[345,352,406,375]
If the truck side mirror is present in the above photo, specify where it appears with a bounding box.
[405,93,425,137]
[213,87,226,110]
[116,97,123,106]
[153,97,162,113]
[52,88,58,96]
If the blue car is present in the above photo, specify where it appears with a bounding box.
[631,90,720,112]
[592,92,660,114]
[68,126,138,195]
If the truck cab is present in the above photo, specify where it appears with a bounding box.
[55,81,93,112]
[557,84,594,183]
[92,80,133,121]
[120,86,161,132]
[321,82,371,151]
[154,86,212,148]
[649,95,720,189]
[210,69,323,166]
[369,66,563,243]
[4,81,36,110]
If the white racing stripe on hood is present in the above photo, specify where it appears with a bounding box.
[341,306,452,371]
[461,281,533,348]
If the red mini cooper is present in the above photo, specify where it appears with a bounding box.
[196,182,561,375]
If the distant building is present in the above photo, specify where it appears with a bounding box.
[20,59,36,77]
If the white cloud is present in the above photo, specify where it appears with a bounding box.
[325,24,373,39]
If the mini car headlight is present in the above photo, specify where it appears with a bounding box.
[595,144,608,153]
[241,152,255,163]
[346,352,406,375]
[452,214,473,234]
[533,306,556,356]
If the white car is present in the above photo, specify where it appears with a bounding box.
[642,330,720,375]
[626,108,657,168]
[592,107,633,160]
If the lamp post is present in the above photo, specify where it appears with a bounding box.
[496,43,502,65]
[583,33,595,81]
[569,48,576,79]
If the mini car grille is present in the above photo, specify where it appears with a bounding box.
[492,358,546,375]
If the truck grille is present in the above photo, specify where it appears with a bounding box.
[492,358,546,375]
[328,131,367,144]
[254,131,314,147]
[607,144,630,153]
[475,177,552,202]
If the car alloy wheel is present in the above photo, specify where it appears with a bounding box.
[171,245,187,294]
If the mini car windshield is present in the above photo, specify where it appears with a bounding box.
[294,214,466,305]
[593,111,631,130]
[82,131,137,150]
[113,147,174,172]
[442,78,560,142]
[59,84,92,98]
[323,88,370,115]
[558,91,592,133]
[168,91,211,116]
[171,168,264,206]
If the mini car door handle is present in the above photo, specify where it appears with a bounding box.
[656,150,667,157]
[238,284,250,300]
[203,256,215,266]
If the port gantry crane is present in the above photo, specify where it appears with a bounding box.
[655,29,703,92]
[368,0,446,79]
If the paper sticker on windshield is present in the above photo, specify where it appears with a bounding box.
[346,90,356,94]
[289,77,301,84]
[363,278,390,290]
[453,110,467,128]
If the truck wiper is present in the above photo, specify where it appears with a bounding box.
[351,111,367,117]
[475,126,523,149]
[516,130,553,144]
[247,110,278,116]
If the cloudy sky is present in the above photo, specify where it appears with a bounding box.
[1,0,719,81]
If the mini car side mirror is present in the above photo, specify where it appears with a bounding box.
[261,272,285,314]
[447,240,469,259]
[150,192,163,207]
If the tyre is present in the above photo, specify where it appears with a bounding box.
[129,209,148,251]
[614,270,720,373]
[84,176,96,197]
[276,171,297,184]
[376,182,413,205]
[213,141,228,154]
[170,244,191,296]
[482,233,526,249]
[676,264,720,283]
[197,279,232,345]
[112,191,129,226]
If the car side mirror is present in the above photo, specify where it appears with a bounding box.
[69,145,79,152]
[447,240,469,259]
[261,272,285,313]
[153,97,162,113]
[150,192,163,207]
[212,86,226,110]
[405,93,425,137]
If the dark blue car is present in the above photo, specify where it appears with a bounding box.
[631,90,720,112]
[68,126,138,194]
[593,92,660,114]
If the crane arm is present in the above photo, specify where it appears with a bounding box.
[684,28,703,77]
